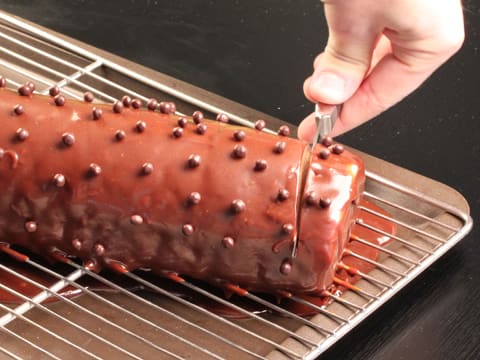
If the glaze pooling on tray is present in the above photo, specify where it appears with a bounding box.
[0,82,364,295]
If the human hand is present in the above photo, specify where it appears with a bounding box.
[298,0,464,141]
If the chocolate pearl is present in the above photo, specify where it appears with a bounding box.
[255,120,266,131]
[54,95,65,106]
[72,238,82,250]
[88,163,102,176]
[319,197,332,209]
[49,86,60,97]
[187,154,201,168]
[277,188,290,201]
[115,130,126,141]
[172,127,183,138]
[84,259,99,272]
[18,84,32,96]
[168,102,177,114]
[318,149,330,160]
[192,111,204,124]
[16,128,29,141]
[93,243,105,256]
[53,173,66,187]
[233,130,246,141]
[232,144,247,159]
[282,223,294,235]
[305,191,317,206]
[92,107,103,120]
[26,82,35,91]
[0,148,4,158]
[142,162,154,175]
[147,98,158,111]
[216,113,229,123]
[130,214,143,225]
[254,159,268,171]
[280,260,292,275]
[62,132,75,146]
[24,221,37,233]
[136,121,147,132]
[122,95,132,107]
[84,92,94,102]
[0,76,6,88]
[231,199,246,214]
[278,125,290,136]
[322,137,334,147]
[182,224,194,236]
[131,98,142,109]
[196,123,207,135]
[188,191,201,205]
[112,100,123,113]
[177,117,188,128]
[222,236,235,248]
[159,101,173,114]
[273,141,286,154]
[332,144,344,155]
[13,104,24,115]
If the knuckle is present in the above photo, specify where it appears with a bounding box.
[325,45,372,70]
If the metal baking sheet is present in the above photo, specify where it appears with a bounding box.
[0,11,472,360]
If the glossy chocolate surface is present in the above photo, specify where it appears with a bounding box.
[0,88,364,294]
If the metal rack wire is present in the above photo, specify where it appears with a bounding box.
[0,11,473,360]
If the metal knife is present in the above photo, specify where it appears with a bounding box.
[310,103,341,150]
[291,103,341,258]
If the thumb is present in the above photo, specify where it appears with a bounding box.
[304,4,382,104]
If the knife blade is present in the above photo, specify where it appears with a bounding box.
[291,103,341,258]
[310,103,340,150]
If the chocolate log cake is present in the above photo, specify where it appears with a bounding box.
[0,81,364,295]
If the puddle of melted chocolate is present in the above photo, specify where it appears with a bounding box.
[0,199,395,318]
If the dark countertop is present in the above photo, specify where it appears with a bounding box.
[0,1,478,359]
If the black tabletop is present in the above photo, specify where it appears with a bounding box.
[0,1,478,359]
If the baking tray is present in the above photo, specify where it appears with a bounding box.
[0,11,472,360]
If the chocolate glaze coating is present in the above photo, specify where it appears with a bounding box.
[0,88,364,295]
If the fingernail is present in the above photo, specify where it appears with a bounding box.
[311,72,346,103]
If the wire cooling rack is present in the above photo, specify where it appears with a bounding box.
[0,11,473,360]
